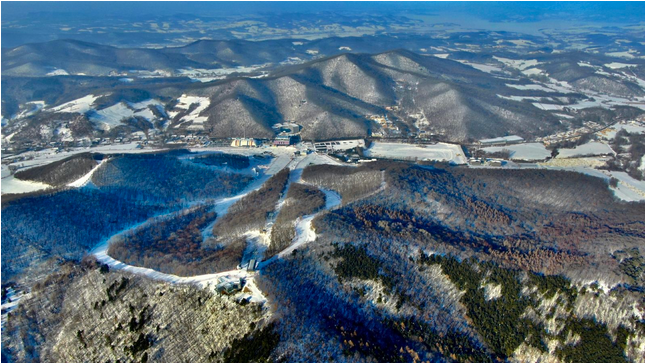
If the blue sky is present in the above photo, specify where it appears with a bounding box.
[2,1,644,23]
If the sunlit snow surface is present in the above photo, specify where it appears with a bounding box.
[556,142,615,158]
[482,143,551,161]
[50,94,99,113]
[364,142,467,164]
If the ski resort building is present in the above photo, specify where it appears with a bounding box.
[231,138,259,147]
[273,134,300,146]
[215,276,245,295]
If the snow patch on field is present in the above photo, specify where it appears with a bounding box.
[13,101,46,119]
[458,61,504,74]
[521,67,544,76]
[50,95,99,113]
[605,51,636,59]
[506,83,554,92]
[89,103,135,130]
[483,143,550,161]
[596,123,644,140]
[46,68,69,76]
[498,95,544,102]
[1,174,51,194]
[493,56,541,70]
[607,171,645,201]
[174,95,210,128]
[88,100,162,131]
[365,142,467,164]
[556,142,615,158]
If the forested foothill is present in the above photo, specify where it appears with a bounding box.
[92,152,254,205]
[1,150,262,284]
[301,164,383,204]
[108,205,246,276]
[13,152,100,186]
[189,152,252,170]
[2,258,273,362]
[211,168,290,240]
[2,156,644,363]
[254,160,644,362]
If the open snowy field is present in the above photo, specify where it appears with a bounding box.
[557,142,615,158]
[88,100,161,131]
[596,122,645,140]
[171,95,210,128]
[482,143,550,161]
[364,142,467,164]
[1,172,52,194]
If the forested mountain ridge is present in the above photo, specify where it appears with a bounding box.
[3,154,642,363]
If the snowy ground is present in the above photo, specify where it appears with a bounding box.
[1,172,52,194]
[171,95,210,128]
[606,171,645,202]
[471,161,644,202]
[556,142,615,158]
[596,122,645,140]
[493,56,541,70]
[365,142,467,164]
[49,95,100,113]
[67,159,107,188]
[89,100,162,131]
[1,287,30,333]
[505,83,555,92]
[458,61,506,74]
[482,143,551,161]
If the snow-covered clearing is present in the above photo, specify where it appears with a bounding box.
[498,95,544,102]
[479,135,524,144]
[1,165,52,194]
[67,159,106,188]
[457,61,504,74]
[521,68,544,76]
[89,100,161,131]
[13,101,46,119]
[178,65,267,82]
[532,102,564,111]
[605,51,636,59]
[505,83,554,92]
[46,69,69,76]
[493,56,541,70]
[365,142,467,164]
[482,143,550,161]
[171,95,210,128]
[556,142,615,158]
[607,171,645,202]
[596,123,644,140]
[50,95,99,113]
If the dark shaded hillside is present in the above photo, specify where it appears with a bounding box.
[91,153,254,204]
[256,161,644,362]
[1,151,258,284]
[1,188,162,282]
[315,163,644,283]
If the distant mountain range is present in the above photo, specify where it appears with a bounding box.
[2,38,644,143]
